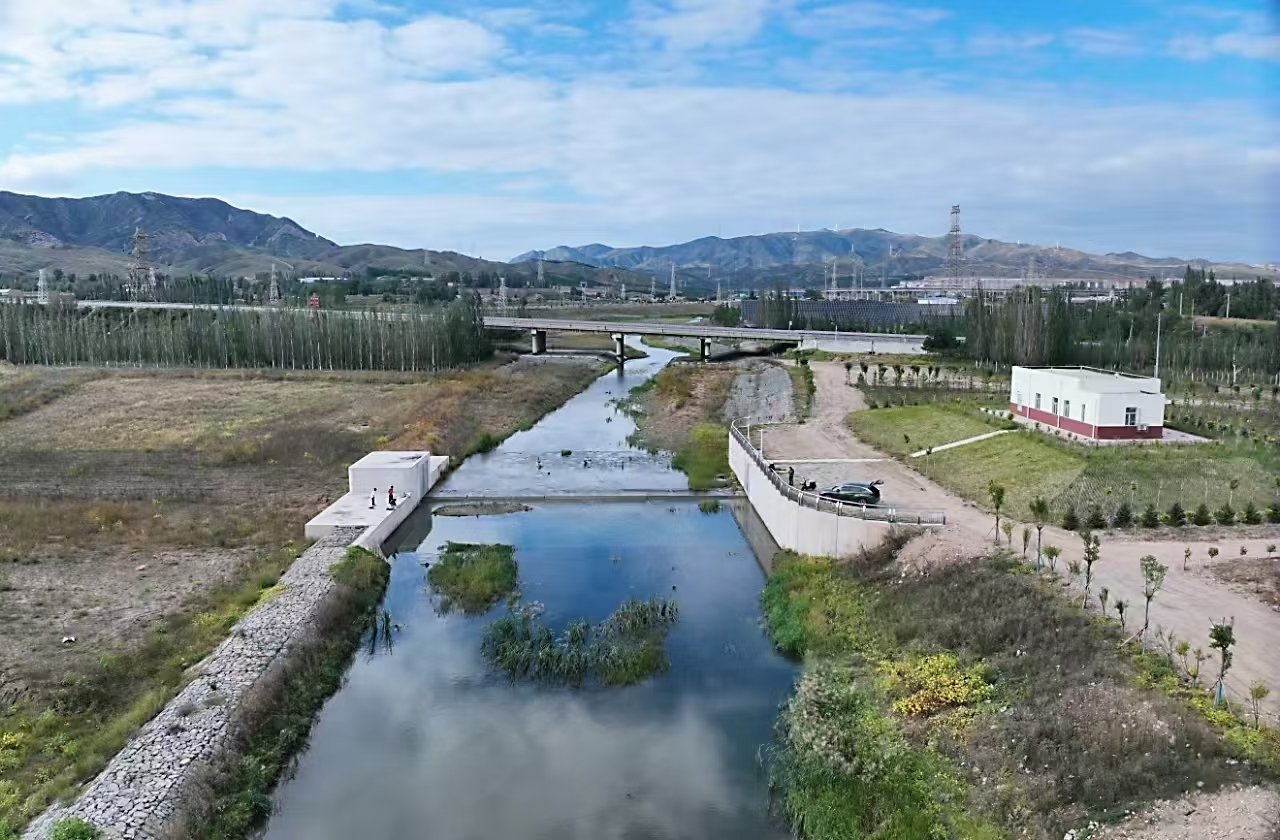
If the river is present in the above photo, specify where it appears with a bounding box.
[263,342,797,840]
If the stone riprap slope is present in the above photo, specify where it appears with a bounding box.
[21,529,364,840]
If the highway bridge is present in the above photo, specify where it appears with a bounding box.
[73,300,925,360]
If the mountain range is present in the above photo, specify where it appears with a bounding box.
[513,229,1275,285]
[0,191,631,287]
[0,190,1270,289]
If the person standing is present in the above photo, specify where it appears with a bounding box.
[387,486,396,509]
[370,488,377,509]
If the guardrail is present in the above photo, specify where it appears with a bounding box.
[730,419,946,526]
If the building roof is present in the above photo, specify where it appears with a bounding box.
[1014,366,1162,394]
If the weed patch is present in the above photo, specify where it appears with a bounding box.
[427,542,518,614]
[671,423,730,490]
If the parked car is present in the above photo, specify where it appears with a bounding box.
[818,480,884,505]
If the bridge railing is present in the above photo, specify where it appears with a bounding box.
[730,419,946,526]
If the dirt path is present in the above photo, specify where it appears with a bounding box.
[762,360,1280,719]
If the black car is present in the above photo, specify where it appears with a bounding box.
[818,480,884,505]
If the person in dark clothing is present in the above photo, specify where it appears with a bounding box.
[788,466,795,486]
[387,486,397,509]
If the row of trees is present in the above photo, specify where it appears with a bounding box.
[960,284,1280,382]
[0,297,491,372]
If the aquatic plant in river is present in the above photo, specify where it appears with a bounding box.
[481,596,679,687]
[427,542,518,615]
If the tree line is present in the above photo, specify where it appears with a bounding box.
[0,296,491,372]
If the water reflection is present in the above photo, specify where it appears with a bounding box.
[265,342,795,840]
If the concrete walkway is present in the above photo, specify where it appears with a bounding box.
[908,429,1012,458]
[761,360,1280,719]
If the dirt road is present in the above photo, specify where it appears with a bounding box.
[762,360,1280,718]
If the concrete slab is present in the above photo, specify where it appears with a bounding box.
[306,452,450,547]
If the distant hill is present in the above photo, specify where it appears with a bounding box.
[513,229,1275,286]
[0,191,648,288]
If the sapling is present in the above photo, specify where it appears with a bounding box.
[1239,545,1248,557]
[1081,532,1100,608]
[1115,599,1128,632]
[1249,681,1271,729]
[1099,586,1110,619]
[1207,546,1219,563]
[1001,520,1014,547]
[1268,544,1278,557]
[988,481,1006,545]
[1183,546,1192,571]
[1209,618,1235,707]
[1191,648,1206,688]
[1029,495,1050,568]
[1176,640,1191,678]
[1068,559,1083,592]
[1043,544,1061,576]
[1021,526,1031,559]
[1140,554,1168,643]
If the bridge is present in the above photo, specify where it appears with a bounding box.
[72,300,926,361]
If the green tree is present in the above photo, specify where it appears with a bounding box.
[1209,618,1235,706]
[1029,495,1050,568]
[988,481,1006,544]
[1140,554,1167,642]
[1248,681,1271,729]
[1081,532,1101,608]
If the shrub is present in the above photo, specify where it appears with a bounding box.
[1140,504,1161,528]
[1060,505,1079,531]
[1192,502,1213,527]
[50,818,101,840]
[1110,501,1133,528]
[1085,505,1107,531]
[1267,503,1280,525]
[1166,501,1186,527]
[1215,503,1237,526]
[1241,501,1262,525]
[697,499,721,514]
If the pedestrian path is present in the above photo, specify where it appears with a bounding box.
[908,429,1012,458]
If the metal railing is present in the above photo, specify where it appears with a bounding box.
[730,419,946,526]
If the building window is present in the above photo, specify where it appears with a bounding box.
[1034,393,1041,410]
[1124,406,1137,426]
[1052,397,1059,415]
[1064,400,1070,417]
[1080,403,1086,421]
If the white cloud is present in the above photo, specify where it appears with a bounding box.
[390,16,505,72]
[1064,28,1143,56]
[1170,30,1280,61]
[632,0,784,50]
[787,1,949,38]
[965,32,1054,57]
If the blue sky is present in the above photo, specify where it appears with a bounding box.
[0,0,1276,263]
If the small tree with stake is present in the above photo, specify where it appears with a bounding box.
[1140,554,1168,643]
[1209,618,1235,707]
[988,481,1006,545]
[1043,544,1061,576]
[1249,682,1271,729]
[1115,599,1128,632]
[1029,495,1049,568]
[1081,531,1101,608]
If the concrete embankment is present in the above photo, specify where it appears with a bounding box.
[22,530,363,840]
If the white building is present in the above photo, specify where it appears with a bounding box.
[1009,367,1166,440]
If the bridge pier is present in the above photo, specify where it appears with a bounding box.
[531,329,547,355]
[613,333,626,367]
[699,337,710,362]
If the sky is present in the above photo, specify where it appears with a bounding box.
[0,0,1277,263]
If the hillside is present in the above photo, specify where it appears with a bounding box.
[513,228,1275,285]
[0,191,647,288]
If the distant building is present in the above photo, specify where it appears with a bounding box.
[1010,366,1166,440]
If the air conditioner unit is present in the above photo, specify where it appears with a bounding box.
[1137,424,1148,432]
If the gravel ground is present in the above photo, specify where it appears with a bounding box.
[720,361,794,424]
[1085,784,1279,840]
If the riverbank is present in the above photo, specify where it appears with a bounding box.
[0,357,602,839]
[760,532,1278,840]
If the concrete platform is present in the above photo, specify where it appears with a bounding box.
[306,452,449,552]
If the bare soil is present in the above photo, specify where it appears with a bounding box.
[627,361,737,454]
[1088,784,1280,840]
[0,359,599,707]
[1203,554,1280,610]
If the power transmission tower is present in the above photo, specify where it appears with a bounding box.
[669,263,677,298]
[37,268,48,305]
[945,205,964,286]
[269,263,281,306]
[499,275,507,307]
[650,277,656,299]
[537,259,545,287]
[129,227,151,301]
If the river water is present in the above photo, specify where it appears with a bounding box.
[264,343,796,840]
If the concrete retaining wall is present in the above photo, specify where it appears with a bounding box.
[730,429,897,558]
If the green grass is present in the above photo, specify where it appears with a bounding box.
[850,403,1279,523]
[0,542,305,838]
[48,818,100,840]
[847,404,1006,456]
[481,596,679,687]
[179,546,390,840]
[671,423,730,490]
[427,542,518,614]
